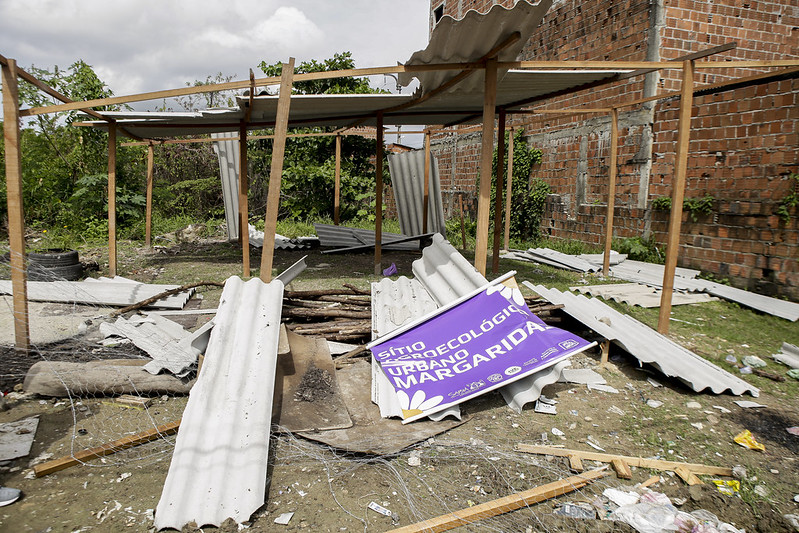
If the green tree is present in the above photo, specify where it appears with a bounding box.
[258,52,375,95]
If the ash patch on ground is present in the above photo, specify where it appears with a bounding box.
[294,363,334,402]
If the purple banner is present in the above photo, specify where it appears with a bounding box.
[371,285,594,422]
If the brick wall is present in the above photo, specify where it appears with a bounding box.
[428,0,799,300]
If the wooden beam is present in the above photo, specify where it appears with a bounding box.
[386,469,608,533]
[121,128,377,147]
[144,144,154,247]
[602,108,619,276]
[516,444,732,477]
[612,458,633,479]
[492,109,506,274]
[374,112,384,275]
[658,60,694,334]
[503,127,515,251]
[34,420,181,477]
[474,58,498,276]
[2,58,30,353]
[675,466,703,485]
[423,130,431,234]
[107,124,117,277]
[239,122,250,277]
[334,133,341,225]
[459,193,467,250]
[616,42,737,81]
[260,58,296,283]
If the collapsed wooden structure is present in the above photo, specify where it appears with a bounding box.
[2,13,798,353]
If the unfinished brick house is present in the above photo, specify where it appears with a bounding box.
[428,0,798,300]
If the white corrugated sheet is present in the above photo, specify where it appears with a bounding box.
[154,276,283,529]
[211,132,240,241]
[525,283,759,397]
[313,223,420,251]
[571,283,717,308]
[0,279,192,309]
[503,248,599,272]
[388,150,446,237]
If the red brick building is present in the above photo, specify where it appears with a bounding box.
[428,0,798,299]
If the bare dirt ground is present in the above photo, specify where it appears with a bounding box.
[1,240,798,532]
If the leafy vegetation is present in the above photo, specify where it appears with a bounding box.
[651,194,715,221]
[613,235,664,263]
[776,172,799,224]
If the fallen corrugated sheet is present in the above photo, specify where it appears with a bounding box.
[0,416,39,462]
[524,283,759,397]
[313,223,419,251]
[570,283,717,308]
[577,252,627,266]
[773,342,799,369]
[154,276,283,530]
[503,248,599,273]
[388,150,446,237]
[610,261,799,321]
[275,255,307,285]
[99,314,212,377]
[0,279,192,309]
[211,132,240,241]
[322,232,435,254]
[247,224,315,250]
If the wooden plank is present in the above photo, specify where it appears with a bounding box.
[568,454,584,472]
[107,123,117,277]
[516,444,733,477]
[474,58,498,276]
[459,193,467,250]
[491,109,506,274]
[121,129,377,147]
[422,130,431,234]
[612,458,633,479]
[34,420,181,477]
[1,58,30,353]
[334,133,341,225]
[616,43,737,81]
[260,58,295,282]
[239,122,250,277]
[675,466,703,485]
[603,108,618,275]
[503,128,514,251]
[115,394,152,408]
[387,469,608,533]
[373,112,384,275]
[641,475,661,488]
[658,60,694,334]
[145,144,154,247]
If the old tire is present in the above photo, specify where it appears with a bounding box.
[28,249,82,281]
[28,249,79,267]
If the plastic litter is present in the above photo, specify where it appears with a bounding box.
[551,427,565,437]
[725,354,737,364]
[742,355,766,368]
[611,502,745,533]
[711,479,740,496]
[553,502,596,519]
[787,427,799,436]
[646,399,663,408]
[734,429,765,451]
[788,369,799,380]
[273,512,294,525]
[382,263,398,276]
[603,488,639,507]
[0,487,21,507]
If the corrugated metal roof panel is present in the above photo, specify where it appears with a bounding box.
[154,276,283,529]
[525,283,759,397]
[411,233,486,306]
[0,279,192,309]
[571,283,717,308]
[211,132,240,241]
[313,223,420,251]
[388,150,446,237]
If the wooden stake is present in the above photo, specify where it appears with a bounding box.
[423,129,431,234]
[474,57,498,276]
[459,193,467,250]
[374,111,384,276]
[600,340,610,366]
[602,108,619,276]
[568,454,584,472]
[334,133,341,225]
[260,58,295,283]
[503,127,515,251]
[144,144,154,247]
[658,60,694,334]
[239,122,250,277]
[1,58,30,353]
[107,123,117,277]
[387,469,608,533]
[34,420,181,477]
[491,109,506,274]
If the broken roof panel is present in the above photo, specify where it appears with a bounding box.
[314,223,420,251]
[525,283,759,397]
[0,279,192,309]
[210,132,240,241]
[155,276,283,530]
[388,150,446,237]
[571,283,717,308]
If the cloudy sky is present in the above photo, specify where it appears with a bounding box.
[1,0,431,103]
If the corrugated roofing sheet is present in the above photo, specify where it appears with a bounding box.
[571,283,717,308]
[525,283,759,397]
[388,150,446,237]
[0,279,192,309]
[313,223,420,251]
[210,132,240,241]
[154,276,283,529]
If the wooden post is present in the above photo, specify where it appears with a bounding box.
[2,58,30,353]
[239,122,250,277]
[260,58,295,283]
[144,144,154,247]
[423,129,431,234]
[459,193,467,250]
[474,58,498,276]
[107,123,117,277]
[503,127,515,251]
[658,60,694,334]
[334,133,341,225]
[374,112,384,276]
[491,109,506,273]
[602,108,619,276]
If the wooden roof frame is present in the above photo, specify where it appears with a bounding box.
[3,49,799,352]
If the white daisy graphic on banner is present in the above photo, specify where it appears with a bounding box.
[485,282,526,306]
[396,389,444,419]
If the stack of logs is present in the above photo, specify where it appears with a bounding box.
[281,284,563,344]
